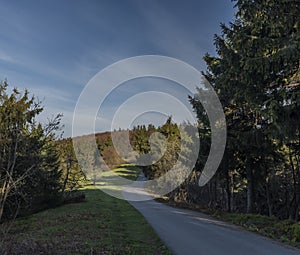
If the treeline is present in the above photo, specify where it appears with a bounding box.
[134,0,300,221]
[195,0,300,220]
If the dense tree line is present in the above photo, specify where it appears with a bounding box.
[131,119,199,199]
[132,0,300,221]
[189,0,300,220]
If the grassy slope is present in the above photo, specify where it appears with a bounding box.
[0,165,170,255]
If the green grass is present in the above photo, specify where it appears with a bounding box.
[212,212,300,248]
[0,165,170,255]
[112,164,142,181]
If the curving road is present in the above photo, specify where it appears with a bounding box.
[123,174,300,255]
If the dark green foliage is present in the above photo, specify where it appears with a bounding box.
[186,0,300,220]
[142,117,181,179]
[0,81,62,221]
[56,138,86,192]
[132,125,151,155]
[62,190,86,204]
[132,118,198,200]
[131,118,180,181]
[214,213,300,247]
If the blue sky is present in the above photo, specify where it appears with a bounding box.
[0,0,235,137]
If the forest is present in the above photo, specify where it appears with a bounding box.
[132,0,300,221]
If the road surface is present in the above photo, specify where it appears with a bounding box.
[123,174,300,255]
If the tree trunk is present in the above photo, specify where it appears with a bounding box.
[0,179,10,222]
[266,181,273,217]
[295,143,300,221]
[246,157,254,213]
[289,147,298,220]
[62,161,71,193]
[225,167,231,212]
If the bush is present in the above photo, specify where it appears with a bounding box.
[291,223,300,242]
[63,190,86,204]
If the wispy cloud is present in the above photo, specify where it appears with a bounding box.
[131,1,206,69]
[0,0,235,137]
[0,52,14,63]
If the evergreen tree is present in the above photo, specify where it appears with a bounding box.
[0,81,62,221]
[189,0,300,217]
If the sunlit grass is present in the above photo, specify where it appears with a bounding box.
[113,164,142,180]
[90,164,142,193]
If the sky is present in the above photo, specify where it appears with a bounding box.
[0,0,235,137]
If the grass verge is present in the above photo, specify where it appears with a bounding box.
[212,212,300,248]
[0,166,170,255]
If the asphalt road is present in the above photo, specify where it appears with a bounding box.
[123,175,300,255]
